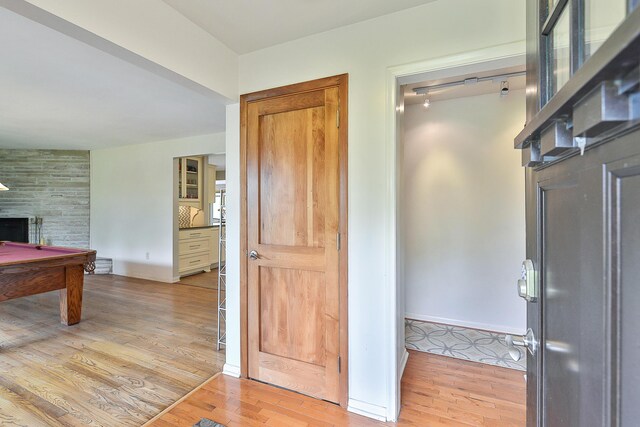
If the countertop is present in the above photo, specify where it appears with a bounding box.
[179,223,225,230]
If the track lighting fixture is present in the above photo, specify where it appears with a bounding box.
[412,70,525,101]
[500,80,510,97]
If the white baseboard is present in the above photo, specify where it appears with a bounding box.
[405,313,525,335]
[347,398,388,422]
[222,363,241,378]
[111,267,174,284]
[399,348,409,378]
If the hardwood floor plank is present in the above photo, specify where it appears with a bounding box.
[1,272,525,426]
[0,274,224,426]
[177,270,219,290]
[0,382,67,426]
[148,350,525,426]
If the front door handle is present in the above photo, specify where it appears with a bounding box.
[505,328,538,361]
[249,250,259,260]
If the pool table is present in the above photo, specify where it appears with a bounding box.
[0,241,96,325]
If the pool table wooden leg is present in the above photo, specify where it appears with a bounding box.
[60,265,84,325]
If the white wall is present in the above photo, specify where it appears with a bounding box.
[90,133,225,283]
[403,90,526,334]
[226,0,526,421]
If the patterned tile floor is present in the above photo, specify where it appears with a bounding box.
[405,319,527,371]
[193,419,225,427]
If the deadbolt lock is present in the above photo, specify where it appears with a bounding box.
[517,259,537,302]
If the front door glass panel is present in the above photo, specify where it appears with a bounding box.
[584,0,627,62]
[549,7,571,97]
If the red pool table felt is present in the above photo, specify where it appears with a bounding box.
[0,241,96,325]
[0,241,90,265]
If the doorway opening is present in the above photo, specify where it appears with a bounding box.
[172,151,228,352]
[400,65,527,366]
[174,153,227,288]
[390,55,529,421]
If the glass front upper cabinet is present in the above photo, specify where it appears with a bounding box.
[541,0,634,106]
[177,156,202,208]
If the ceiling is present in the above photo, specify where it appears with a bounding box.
[403,66,526,106]
[0,1,439,150]
[162,0,436,54]
[0,7,227,150]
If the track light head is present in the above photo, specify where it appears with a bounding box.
[500,80,509,97]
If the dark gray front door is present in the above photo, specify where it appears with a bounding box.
[525,131,640,426]
[515,2,640,425]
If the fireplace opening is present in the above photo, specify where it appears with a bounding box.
[0,218,29,243]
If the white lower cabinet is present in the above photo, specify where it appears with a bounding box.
[178,226,226,277]
[178,227,214,276]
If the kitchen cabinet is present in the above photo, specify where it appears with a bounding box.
[178,225,225,277]
[178,227,213,276]
[177,157,202,208]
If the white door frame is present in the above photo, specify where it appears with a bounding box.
[383,41,526,420]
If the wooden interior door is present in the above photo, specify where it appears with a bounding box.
[243,76,346,403]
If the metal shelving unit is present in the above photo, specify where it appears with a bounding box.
[216,188,227,351]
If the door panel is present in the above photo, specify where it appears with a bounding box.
[606,156,640,426]
[259,267,326,365]
[540,182,581,426]
[528,130,640,426]
[246,84,341,403]
[619,174,640,425]
[259,107,326,247]
[539,169,606,427]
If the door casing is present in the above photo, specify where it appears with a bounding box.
[239,74,349,407]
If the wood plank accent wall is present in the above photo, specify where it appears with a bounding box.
[0,149,90,248]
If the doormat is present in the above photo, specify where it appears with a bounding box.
[193,419,226,427]
[405,319,527,371]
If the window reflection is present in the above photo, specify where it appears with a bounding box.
[549,8,571,97]
[584,0,626,61]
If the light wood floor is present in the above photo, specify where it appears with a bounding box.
[0,274,225,426]
[178,270,219,290]
[147,350,526,427]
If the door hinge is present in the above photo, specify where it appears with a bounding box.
[336,233,341,251]
[338,356,341,373]
[336,108,340,128]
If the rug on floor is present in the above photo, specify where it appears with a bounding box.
[193,419,225,427]
[405,319,527,371]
